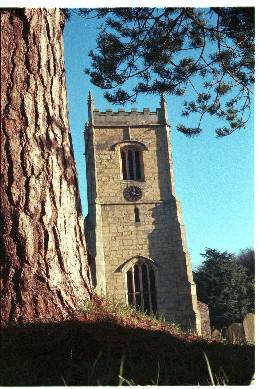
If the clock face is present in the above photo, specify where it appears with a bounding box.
[123,186,142,202]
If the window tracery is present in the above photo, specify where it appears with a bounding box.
[126,259,157,313]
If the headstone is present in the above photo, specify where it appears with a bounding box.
[221,326,228,340]
[226,323,245,343]
[211,329,222,341]
[198,301,211,338]
[243,313,254,343]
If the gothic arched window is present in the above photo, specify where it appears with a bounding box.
[126,260,157,313]
[121,147,143,180]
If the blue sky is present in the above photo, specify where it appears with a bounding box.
[63,10,254,269]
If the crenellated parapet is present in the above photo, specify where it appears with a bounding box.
[88,92,169,127]
[93,108,163,127]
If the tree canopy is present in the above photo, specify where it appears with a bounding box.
[77,7,254,137]
[194,248,254,329]
[235,248,255,277]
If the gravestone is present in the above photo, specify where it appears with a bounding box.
[243,313,254,343]
[226,323,245,343]
[211,329,222,341]
[221,326,228,340]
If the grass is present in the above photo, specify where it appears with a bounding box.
[0,295,255,386]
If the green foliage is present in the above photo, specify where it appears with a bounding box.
[194,248,254,329]
[77,7,254,137]
[236,248,254,277]
[83,298,96,313]
[235,248,255,310]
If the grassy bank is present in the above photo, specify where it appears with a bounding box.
[0,297,254,385]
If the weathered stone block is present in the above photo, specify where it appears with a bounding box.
[226,323,245,343]
[211,329,222,341]
[243,313,254,343]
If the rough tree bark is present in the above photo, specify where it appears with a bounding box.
[0,8,92,325]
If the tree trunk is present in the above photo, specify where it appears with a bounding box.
[0,8,92,325]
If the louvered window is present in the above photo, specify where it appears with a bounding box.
[121,148,143,180]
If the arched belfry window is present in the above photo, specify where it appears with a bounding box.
[126,259,157,313]
[121,147,143,180]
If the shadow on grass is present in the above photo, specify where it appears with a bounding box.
[0,318,255,386]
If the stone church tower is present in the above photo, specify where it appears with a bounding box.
[85,92,201,334]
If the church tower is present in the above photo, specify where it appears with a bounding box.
[85,93,201,333]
